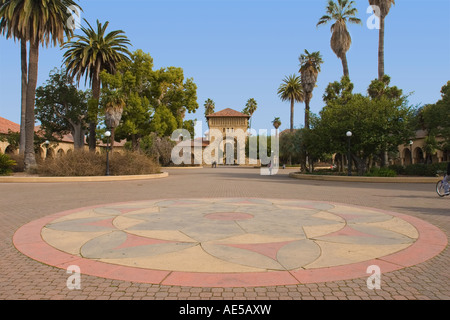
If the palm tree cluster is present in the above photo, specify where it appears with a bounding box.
[0,0,81,169]
[0,0,132,170]
[277,0,395,134]
[0,0,397,171]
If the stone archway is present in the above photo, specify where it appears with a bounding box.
[443,150,449,162]
[403,148,412,165]
[57,149,65,158]
[414,147,424,164]
[46,148,55,160]
[5,145,16,155]
[37,147,46,160]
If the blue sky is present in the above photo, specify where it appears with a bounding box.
[1,0,449,137]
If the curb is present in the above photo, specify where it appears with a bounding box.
[289,172,439,184]
[0,172,169,183]
[162,166,203,169]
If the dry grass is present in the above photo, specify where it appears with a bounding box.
[37,151,160,177]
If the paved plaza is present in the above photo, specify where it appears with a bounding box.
[1,167,449,300]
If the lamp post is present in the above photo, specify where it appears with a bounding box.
[409,140,413,165]
[346,131,352,176]
[105,130,111,176]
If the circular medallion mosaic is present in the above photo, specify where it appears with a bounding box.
[13,198,447,287]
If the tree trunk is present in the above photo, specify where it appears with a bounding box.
[24,41,39,171]
[89,75,101,152]
[378,16,388,165]
[131,134,141,152]
[304,95,311,129]
[378,16,385,80]
[19,39,27,155]
[353,155,368,176]
[71,123,86,150]
[290,99,294,132]
[341,53,349,78]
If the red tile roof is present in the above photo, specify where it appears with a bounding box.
[0,116,83,144]
[0,116,20,134]
[206,108,250,118]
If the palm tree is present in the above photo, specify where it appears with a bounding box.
[277,74,304,132]
[272,117,281,135]
[0,0,80,170]
[317,0,361,77]
[103,89,125,153]
[369,0,395,79]
[204,98,215,126]
[299,50,323,129]
[243,98,257,130]
[62,19,131,151]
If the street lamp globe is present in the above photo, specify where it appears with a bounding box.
[346,131,352,137]
[105,131,111,137]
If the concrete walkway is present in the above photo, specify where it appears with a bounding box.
[1,167,449,300]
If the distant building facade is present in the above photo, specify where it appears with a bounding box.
[397,130,448,165]
[0,116,124,159]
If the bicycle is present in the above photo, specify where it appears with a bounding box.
[436,171,450,197]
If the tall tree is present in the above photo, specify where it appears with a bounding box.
[62,19,131,151]
[35,68,89,150]
[368,0,395,79]
[0,0,81,169]
[204,98,215,126]
[243,98,257,130]
[317,0,361,77]
[414,81,450,153]
[272,117,281,135]
[315,76,412,175]
[367,74,403,166]
[299,50,324,129]
[101,50,154,151]
[149,66,199,130]
[102,88,125,153]
[277,74,304,132]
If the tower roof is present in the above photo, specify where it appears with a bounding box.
[206,108,250,118]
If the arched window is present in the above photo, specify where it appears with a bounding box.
[5,145,15,155]
[414,147,424,164]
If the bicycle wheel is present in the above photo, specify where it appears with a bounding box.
[436,180,446,197]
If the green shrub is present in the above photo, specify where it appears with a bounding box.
[365,167,397,177]
[37,151,160,176]
[388,164,406,176]
[0,153,17,175]
[404,163,448,177]
[389,162,448,177]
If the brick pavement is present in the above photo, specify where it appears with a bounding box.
[0,167,449,300]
